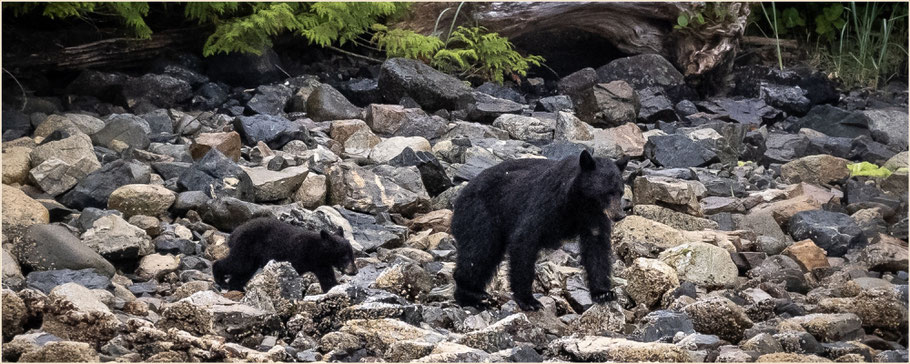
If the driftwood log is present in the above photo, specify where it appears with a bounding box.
[3,28,205,72]
[395,2,751,77]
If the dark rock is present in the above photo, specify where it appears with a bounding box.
[151,162,192,181]
[388,147,453,197]
[644,134,717,168]
[476,82,524,104]
[635,310,695,342]
[337,78,382,106]
[557,67,597,97]
[378,58,473,111]
[59,160,151,210]
[466,92,524,123]
[637,87,678,122]
[541,141,593,161]
[760,83,811,115]
[139,109,174,135]
[337,207,409,252]
[789,210,867,257]
[198,197,273,232]
[191,82,229,110]
[154,237,196,255]
[851,135,898,165]
[596,54,684,93]
[2,109,32,141]
[66,70,129,102]
[206,48,283,87]
[453,152,500,182]
[247,84,293,116]
[26,269,111,294]
[536,95,574,112]
[232,114,299,146]
[154,62,209,86]
[122,74,192,108]
[696,171,747,198]
[699,98,781,125]
[573,81,639,127]
[748,255,810,294]
[173,191,211,212]
[267,129,316,150]
[92,114,151,150]
[763,132,809,165]
[306,84,363,122]
[791,105,871,138]
[177,148,243,196]
[675,100,699,117]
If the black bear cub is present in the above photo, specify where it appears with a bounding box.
[212,217,358,292]
[452,150,628,311]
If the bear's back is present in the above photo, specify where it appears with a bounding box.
[228,217,306,248]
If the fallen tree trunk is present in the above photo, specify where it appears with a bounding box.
[394,2,750,77]
[3,28,205,72]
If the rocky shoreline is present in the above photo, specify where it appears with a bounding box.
[1,51,908,362]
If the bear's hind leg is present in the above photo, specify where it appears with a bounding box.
[453,231,506,308]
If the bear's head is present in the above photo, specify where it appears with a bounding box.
[320,228,358,275]
[575,149,629,221]
[212,259,230,289]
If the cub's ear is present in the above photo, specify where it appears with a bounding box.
[320,229,331,240]
[579,149,596,171]
[615,155,631,171]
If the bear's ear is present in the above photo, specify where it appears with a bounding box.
[320,229,331,240]
[579,149,596,171]
[615,155,630,171]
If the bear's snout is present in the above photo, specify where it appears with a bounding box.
[343,261,358,275]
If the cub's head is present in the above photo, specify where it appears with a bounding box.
[319,228,358,275]
[575,149,629,221]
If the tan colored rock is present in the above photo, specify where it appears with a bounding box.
[550,336,691,362]
[625,258,679,308]
[756,353,832,362]
[342,128,382,158]
[407,209,453,234]
[780,155,850,185]
[2,146,32,185]
[683,296,753,342]
[329,119,371,144]
[340,319,445,354]
[189,132,242,161]
[369,136,432,164]
[633,175,706,216]
[596,122,647,157]
[554,111,595,141]
[41,283,121,346]
[18,341,99,362]
[135,254,180,281]
[659,242,738,288]
[294,174,327,209]
[632,204,718,231]
[783,239,831,272]
[108,184,176,218]
[1,185,49,237]
[817,287,907,331]
[612,216,687,260]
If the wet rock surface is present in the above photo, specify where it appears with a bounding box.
[1,54,907,362]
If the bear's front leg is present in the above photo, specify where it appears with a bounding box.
[580,222,615,304]
[315,267,339,292]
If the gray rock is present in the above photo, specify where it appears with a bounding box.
[378,58,473,111]
[365,104,447,139]
[747,255,810,293]
[596,54,685,92]
[81,214,154,261]
[59,159,151,210]
[492,114,555,144]
[239,165,309,202]
[467,92,524,123]
[306,84,363,122]
[645,134,717,168]
[789,210,867,257]
[92,114,151,151]
[634,310,695,342]
[683,297,753,343]
[247,84,293,116]
[14,224,115,277]
[574,81,640,127]
[122,74,192,108]
[25,269,111,294]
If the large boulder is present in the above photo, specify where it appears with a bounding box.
[633,175,706,216]
[13,224,115,277]
[596,54,685,93]
[122,74,193,109]
[2,146,31,185]
[369,136,432,164]
[177,148,243,196]
[625,258,680,308]
[491,114,555,144]
[232,114,300,146]
[550,336,691,362]
[189,132,242,162]
[41,283,122,346]
[378,58,473,111]
[247,84,292,116]
[683,297,753,343]
[80,214,154,261]
[33,113,105,139]
[29,133,100,189]
[238,165,309,202]
[365,104,447,139]
[792,105,870,139]
[862,108,908,151]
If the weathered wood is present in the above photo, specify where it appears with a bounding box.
[3,28,205,71]
[395,2,751,77]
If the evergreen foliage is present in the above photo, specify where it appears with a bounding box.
[6,2,544,83]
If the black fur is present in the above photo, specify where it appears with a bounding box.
[452,150,627,311]
[212,217,357,291]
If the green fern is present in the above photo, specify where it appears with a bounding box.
[435,26,544,83]
[371,24,443,60]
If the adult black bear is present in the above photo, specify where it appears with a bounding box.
[212,217,358,291]
[452,150,628,311]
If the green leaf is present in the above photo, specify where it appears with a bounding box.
[677,14,689,27]
[848,162,893,178]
